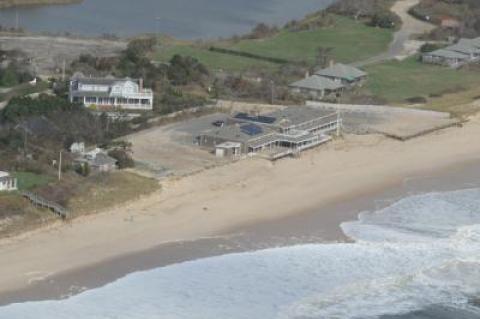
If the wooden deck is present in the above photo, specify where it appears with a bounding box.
[21,191,68,219]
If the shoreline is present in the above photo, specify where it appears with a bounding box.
[2,158,480,306]
[1,115,480,304]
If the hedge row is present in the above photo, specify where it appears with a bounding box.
[209,47,292,64]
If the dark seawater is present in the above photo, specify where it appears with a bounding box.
[0,0,335,38]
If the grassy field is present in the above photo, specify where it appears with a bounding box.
[363,57,480,105]
[0,81,50,102]
[68,171,159,216]
[13,171,53,190]
[155,15,393,72]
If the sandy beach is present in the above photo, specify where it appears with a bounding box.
[2,114,480,304]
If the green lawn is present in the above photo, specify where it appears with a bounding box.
[156,44,277,72]
[155,15,393,72]
[363,57,480,104]
[226,16,393,65]
[0,81,49,102]
[13,172,53,191]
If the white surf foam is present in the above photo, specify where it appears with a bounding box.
[1,189,480,319]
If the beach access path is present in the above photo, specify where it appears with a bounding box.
[1,114,480,297]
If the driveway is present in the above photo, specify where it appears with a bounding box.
[352,0,435,67]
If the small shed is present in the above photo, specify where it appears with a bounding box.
[215,142,242,158]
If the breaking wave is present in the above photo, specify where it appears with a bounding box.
[1,189,480,319]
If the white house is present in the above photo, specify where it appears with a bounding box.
[70,142,85,154]
[69,73,154,111]
[0,171,17,192]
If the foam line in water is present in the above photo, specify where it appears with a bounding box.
[1,189,480,319]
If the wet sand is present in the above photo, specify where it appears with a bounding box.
[2,157,480,306]
[1,115,480,305]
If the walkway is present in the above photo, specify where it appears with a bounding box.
[353,0,435,67]
[22,191,68,219]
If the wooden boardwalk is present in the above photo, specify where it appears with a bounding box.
[21,191,68,219]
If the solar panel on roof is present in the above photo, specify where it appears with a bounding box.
[241,124,263,136]
[235,113,276,124]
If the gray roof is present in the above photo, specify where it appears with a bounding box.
[266,106,336,127]
[425,49,471,59]
[315,63,367,81]
[71,74,138,86]
[289,75,345,91]
[92,153,117,167]
[458,38,480,48]
[446,43,480,55]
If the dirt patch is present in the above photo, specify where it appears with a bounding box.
[0,35,126,76]
[126,114,232,178]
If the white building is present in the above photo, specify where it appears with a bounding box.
[0,171,17,192]
[70,142,85,154]
[69,73,154,111]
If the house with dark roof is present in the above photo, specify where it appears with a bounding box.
[69,73,154,111]
[197,106,341,160]
[289,75,345,101]
[314,63,368,87]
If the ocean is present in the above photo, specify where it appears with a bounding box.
[0,0,335,38]
[0,187,479,318]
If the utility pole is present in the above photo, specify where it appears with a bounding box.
[61,59,66,81]
[23,129,28,158]
[15,10,19,31]
[58,151,62,181]
[270,80,275,105]
[336,111,342,137]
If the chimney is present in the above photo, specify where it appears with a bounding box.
[139,78,144,91]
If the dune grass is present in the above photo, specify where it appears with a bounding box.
[67,171,159,216]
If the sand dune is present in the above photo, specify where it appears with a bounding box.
[1,115,480,297]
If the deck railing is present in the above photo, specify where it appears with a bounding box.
[21,191,68,219]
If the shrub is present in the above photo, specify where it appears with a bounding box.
[420,43,443,53]
[75,162,91,177]
[368,12,397,29]
[405,96,427,104]
[108,149,134,169]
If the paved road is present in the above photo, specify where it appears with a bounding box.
[352,0,435,67]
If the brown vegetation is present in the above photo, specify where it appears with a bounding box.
[0,0,80,8]
[411,0,480,39]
